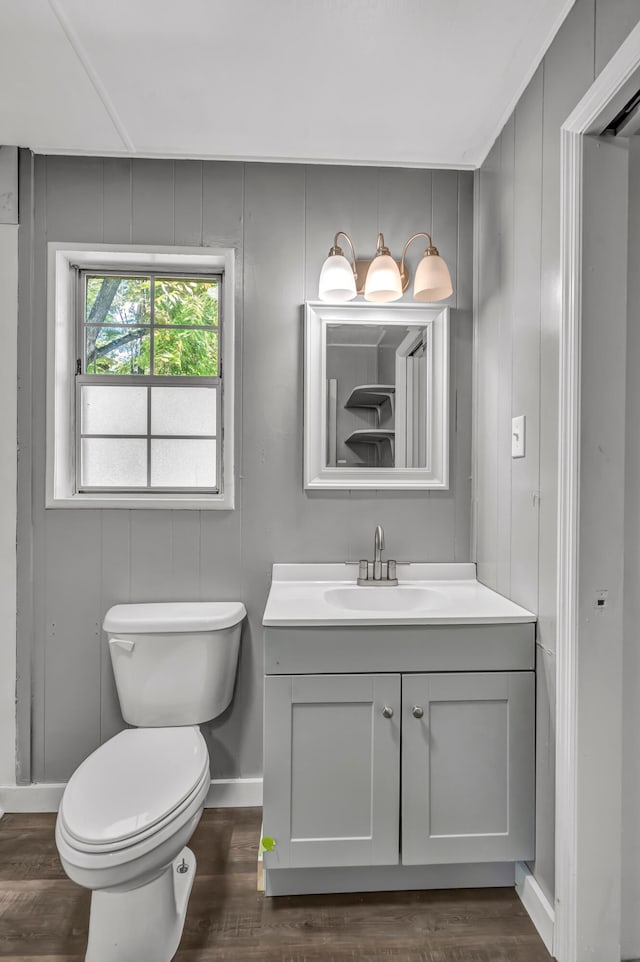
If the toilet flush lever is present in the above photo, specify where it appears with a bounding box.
[109,637,135,653]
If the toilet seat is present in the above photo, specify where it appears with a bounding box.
[59,727,209,852]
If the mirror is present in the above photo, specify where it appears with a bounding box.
[304,302,449,490]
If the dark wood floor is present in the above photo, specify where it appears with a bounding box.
[0,807,553,961]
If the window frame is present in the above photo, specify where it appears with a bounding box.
[47,243,236,510]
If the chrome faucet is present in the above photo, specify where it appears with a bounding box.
[357,524,398,586]
[373,524,385,580]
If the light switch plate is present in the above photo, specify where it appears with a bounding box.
[512,415,526,458]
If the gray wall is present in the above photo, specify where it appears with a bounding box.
[17,155,473,783]
[474,0,640,904]
[474,0,640,897]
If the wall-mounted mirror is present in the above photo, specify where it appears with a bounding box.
[304,302,449,490]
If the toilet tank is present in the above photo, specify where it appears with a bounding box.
[103,602,246,727]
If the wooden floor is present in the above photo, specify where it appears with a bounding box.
[0,807,553,961]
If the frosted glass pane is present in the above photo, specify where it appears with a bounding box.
[150,440,217,488]
[151,387,216,436]
[81,438,147,488]
[82,385,148,435]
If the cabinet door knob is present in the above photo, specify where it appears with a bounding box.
[382,705,394,719]
[412,705,424,719]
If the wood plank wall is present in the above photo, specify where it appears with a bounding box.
[474,0,640,910]
[17,159,474,787]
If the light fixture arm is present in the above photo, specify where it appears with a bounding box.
[399,231,438,274]
[329,231,358,278]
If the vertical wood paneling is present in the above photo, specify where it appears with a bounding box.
[202,162,244,247]
[29,156,48,780]
[595,0,640,75]
[131,158,174,244]
[240,162,306,779]
[538,0,595,659]
[102,158,132,244]
[45,156,103,242]
[19,155,473,785]
[476,139,501,589]
[496,117,514,599]
[174,160,203,247]
[510,67,543,613]
[303,164,379,302]
[43,511,102,778]
[99,512,131,744]
[16,149,35,783]
[474,0,612,908]
[455,173,474,561]
[129,512,174,600]
[431,171,459,311]
[377,168,432,295]
[170,512,202,600]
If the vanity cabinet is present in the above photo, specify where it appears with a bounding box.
[263,668,534,871]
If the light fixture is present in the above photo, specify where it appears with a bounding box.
[401,232,453,303]
[317,231,358,301]
[318,230,453,304]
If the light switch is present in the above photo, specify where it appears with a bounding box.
[512,415,526,458]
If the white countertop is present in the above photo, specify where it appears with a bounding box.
[262,563,536,627]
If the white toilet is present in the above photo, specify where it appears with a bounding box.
[55,601,246,962]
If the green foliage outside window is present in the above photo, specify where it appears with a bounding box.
[84,275,219,376]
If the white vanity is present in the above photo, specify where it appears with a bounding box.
[262,563,536,897]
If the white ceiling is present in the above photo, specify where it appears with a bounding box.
[1,0,575,169]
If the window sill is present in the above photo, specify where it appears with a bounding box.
[46,491,234,510]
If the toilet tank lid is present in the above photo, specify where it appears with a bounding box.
[103,601,246,634]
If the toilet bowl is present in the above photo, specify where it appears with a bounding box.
[55,601,246,962]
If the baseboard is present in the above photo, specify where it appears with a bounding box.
[0,777,263,813]
[205,777,263,808]
[515,862,555,956]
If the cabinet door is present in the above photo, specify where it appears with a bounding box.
[402,672,534,864]
[263,673,400,869]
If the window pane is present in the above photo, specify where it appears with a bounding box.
[85,327,151,374]
[154,277,219,327]
[82,385,147,435]
[153,328,218,376]
[151,386,216,436]
[150,439,217,488]
[85,276,150,327]
[81,438,147,487]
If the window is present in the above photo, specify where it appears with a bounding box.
[47,245,235,509]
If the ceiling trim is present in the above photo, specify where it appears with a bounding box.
[27,145,476,171]
[475,0,577,168]
[47,0,135,152]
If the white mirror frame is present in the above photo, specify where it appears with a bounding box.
[303,301,449,490]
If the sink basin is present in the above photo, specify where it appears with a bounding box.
[262,563,537,626]
[323,585,443,612]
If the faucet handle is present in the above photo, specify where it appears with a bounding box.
[387,559,397,581]
[358,559,369,581]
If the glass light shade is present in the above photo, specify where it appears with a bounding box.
[413,252,453,302]
[318,254,357,301]
[363,254,403,302]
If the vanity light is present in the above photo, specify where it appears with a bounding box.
[363,234,404,302]
[402,232,454,303]
[317,231,358,301]
[318,230,453,303]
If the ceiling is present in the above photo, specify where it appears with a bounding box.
[1,0,575,169]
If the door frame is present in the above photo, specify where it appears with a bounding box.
[556,20,640,961]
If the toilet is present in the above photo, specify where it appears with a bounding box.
[55,601,246,962]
